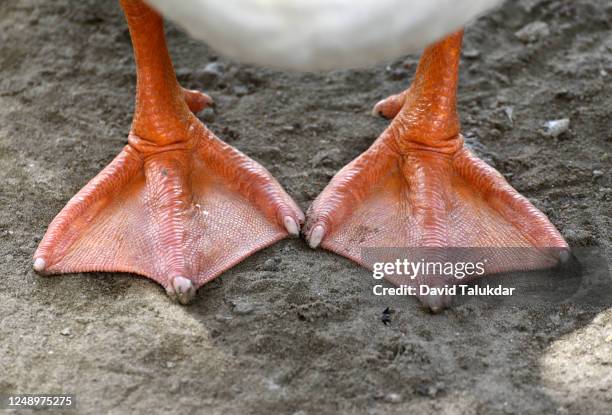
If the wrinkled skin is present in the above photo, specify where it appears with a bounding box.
[305,31,568,311]
[33,0,303,304]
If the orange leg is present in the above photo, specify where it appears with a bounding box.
[33,0,303,304]
[305,30,568,311]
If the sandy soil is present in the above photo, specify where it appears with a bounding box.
[1,0,611,413]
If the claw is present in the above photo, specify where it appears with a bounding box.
[33,257,46,272]
[371,90,407,119]
[309,225,325,249]
[171,276,195,305]
[371,101,385,118]
[283,216,300,237]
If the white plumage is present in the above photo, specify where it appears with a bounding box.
[145,0,503,71]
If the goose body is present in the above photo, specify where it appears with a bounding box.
[146,0,502,70]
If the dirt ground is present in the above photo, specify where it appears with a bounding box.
[1,0,611,414]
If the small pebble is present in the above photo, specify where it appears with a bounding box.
[427,386,439,397]
[197,107,216,123]
[542,118,570,137]
[263,258,278,272]
[60,327,71,336]
[592,170,603,178]
[233,301,254,315]
[462,48,481,59]
[215,313,233,322]
[605,334,612,343]
[233,85,249,97]
[311,149,341,168]
[201,62,224,84]
[387,68,406,81]
[282,125,295,133]
[515,21,550,43]
[384,393,402,404]
[503,106,514,124]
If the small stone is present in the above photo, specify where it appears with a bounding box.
[542,118,570,137]
[462,48,481,59]
[592,170,604,178]
[215,313,233,322]
[503,106,514,124]
[233,85,249,97]
[233,301,254,315]
[427,385,440,397]
[387,68,407,81]
[282,125,295,133]
[175,67,191,81]
[384,393,402,403]
[60,327,71,336]
[166,361,175,368]
[311,149,341,168]
[201,62,224,84]
[515,21,550,43]
[263,258,278,272]
[605,334,612,343]
[197,107,216,123]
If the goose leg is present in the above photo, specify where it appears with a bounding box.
[33,0,303,304]
[305,30,568,312]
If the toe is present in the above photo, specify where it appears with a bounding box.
[183,88,214,114]
[371,91,407,119]
[283,216,300,237]
[33,257,46,273]
[308,225,326,249]
[170,276,196,305]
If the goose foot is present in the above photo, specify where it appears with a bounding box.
[305,31,567,312]
[33,0,303,304]
[33,124,303,303]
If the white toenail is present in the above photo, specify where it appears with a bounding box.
[309,225,325,249]
[172,276,195,305]
[33,258,46,272]
[283,216,300,236]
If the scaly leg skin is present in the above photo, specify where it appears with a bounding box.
[33,0,303,304]
[305,31,568,312]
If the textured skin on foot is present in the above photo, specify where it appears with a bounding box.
[34,125,303,291]
[34,0,303,299]
[305,31,568,309]
[183,88,214,114]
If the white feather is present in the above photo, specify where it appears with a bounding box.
[145,0,503,71]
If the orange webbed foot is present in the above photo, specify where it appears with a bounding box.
[34,125,303,304]
[34,1,303,304]
[305,31,568,311]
